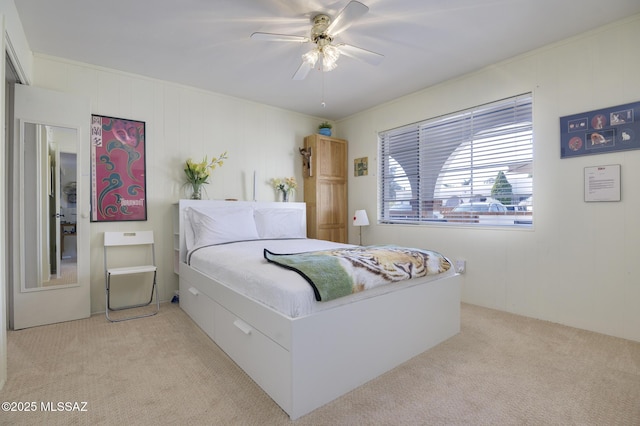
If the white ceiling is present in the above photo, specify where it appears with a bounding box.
[14,0,640,120]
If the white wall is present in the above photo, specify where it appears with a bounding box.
[340,14,640,342]
[32,55,323,314]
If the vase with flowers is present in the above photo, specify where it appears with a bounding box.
[184,151,228,199]
[271,177,297,202]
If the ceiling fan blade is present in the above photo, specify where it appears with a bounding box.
[338,43,384,66]
[250,32,309,43]
[292,61,313,80]
[326,1,369,36]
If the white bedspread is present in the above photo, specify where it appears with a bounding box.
[187,238,455,318]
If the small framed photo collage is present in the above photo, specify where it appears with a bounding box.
[560,100,640,158]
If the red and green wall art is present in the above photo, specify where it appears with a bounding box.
[90,114,147,222]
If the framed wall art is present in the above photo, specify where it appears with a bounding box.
[560,100,640,158]
[354,157,368,176]
[90,114,147,222]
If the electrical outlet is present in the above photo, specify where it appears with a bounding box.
[455,259,466,274]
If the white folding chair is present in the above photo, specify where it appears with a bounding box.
[104,231,159,322]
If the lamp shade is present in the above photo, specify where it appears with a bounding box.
[353,209,369,226]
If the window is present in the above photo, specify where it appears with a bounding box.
[379,94,533,226]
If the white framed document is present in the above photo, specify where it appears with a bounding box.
[584,164,621,202]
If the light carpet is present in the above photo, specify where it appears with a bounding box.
[1,302,639,425]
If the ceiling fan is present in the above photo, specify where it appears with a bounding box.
[251,1,384,80]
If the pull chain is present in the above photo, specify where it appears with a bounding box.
[321,67,326,108]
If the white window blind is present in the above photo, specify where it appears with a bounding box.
[379,93,533,226]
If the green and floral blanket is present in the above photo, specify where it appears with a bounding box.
[264,245,452,302]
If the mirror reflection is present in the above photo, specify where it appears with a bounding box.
[23,122,78,290]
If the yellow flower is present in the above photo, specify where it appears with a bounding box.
[271,176,297,193]
[184,151,228,185]
[284,177,297,190]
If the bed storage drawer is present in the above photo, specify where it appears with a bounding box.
[179,280,216,339]
[214,304,292,413]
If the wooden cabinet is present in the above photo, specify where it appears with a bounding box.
[303,134,348,243]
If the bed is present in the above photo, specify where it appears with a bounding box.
[177,200,461,419]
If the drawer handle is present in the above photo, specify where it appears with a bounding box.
[233,319,252,335]
[188,287,199,296]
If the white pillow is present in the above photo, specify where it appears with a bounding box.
[184,209,196,251]
[254,208,306,239]
[184,206,232,251]
[187,206,259,249]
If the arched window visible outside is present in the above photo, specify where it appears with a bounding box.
[379,94,533,226]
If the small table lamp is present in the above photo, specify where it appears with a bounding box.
[353,209,370,246]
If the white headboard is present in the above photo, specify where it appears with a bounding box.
[178,200,306,264]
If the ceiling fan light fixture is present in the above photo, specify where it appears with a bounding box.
[323,45,340,62]
[251,1,383,80]
[322,56,338,72]
[321,45,340,71]
[302,49,319,67]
